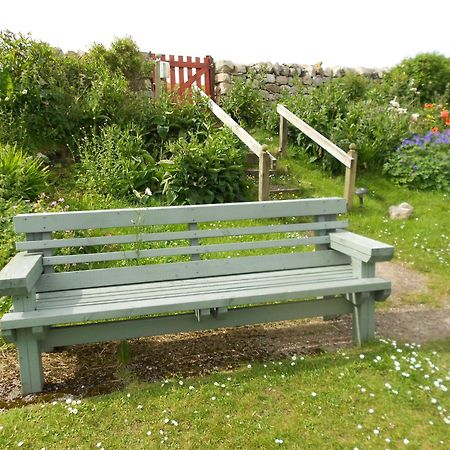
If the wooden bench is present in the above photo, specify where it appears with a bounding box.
[0,198,394,394]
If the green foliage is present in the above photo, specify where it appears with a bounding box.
[84,37,153,91]
[162,128,247,204]
[385,53,450,103]
[76,124,156,198]
[0,143,49,200]
[0,32,155,154]
[268,73,409,172]
[140,90,214,159]
[219,75,267,128]
[383,132,450,191]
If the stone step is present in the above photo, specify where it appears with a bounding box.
[269,186,301,194]
[246,168,276,177]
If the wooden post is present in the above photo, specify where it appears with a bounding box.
[279,115,288,157]
[344,144,358,210]
[154,60,162,99]
[258,145,270,201]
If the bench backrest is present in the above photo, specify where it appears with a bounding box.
[14,198,350,293]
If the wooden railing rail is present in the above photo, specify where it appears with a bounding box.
[194,86,275,201]
[277,104,357,209]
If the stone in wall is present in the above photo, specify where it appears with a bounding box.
[215,72,232,83]
[216,60,235,73]
[276,75,288,85]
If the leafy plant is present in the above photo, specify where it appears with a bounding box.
[161,128,247,204]
[0,143,49,200]
[76,124,156,198]
[384,53,450,104]
[219,76,267,128]
[383,130,450,191]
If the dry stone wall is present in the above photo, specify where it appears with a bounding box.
[215,60,384,100]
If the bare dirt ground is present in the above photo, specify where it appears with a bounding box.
[0,261,448,408]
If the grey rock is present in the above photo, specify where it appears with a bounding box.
[216,60,235,73]
[265,83,281,94]
[273,63,281,76]
[276,75,288,85]
[323,67,334,77]
[389,203,414,220]
[259,90,272,100]
[280,65,290,76]
[215,72,232,83]
[265,73,276,83]
[302,74,312,85]
[234,64,247,74]
[217,82,232,95]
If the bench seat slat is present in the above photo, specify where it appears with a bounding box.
[1,269,390,330]
[42,236,330,266]
[14,198,346,233]
[35,250,351,292]
[16,220,348,252]
[37,266,354,308]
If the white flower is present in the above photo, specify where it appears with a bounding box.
[178,380,184,386]
[18,443,24,447]
[21,89,28,95]
[311,392,317,397]
[147,430,152,436]
[403,437,410,444]
[145,187,152,196]
[359,354,365,359]
[247,364,252,368]
[368,408,374,414]
[389,97,400,108]
[275,438,284,444]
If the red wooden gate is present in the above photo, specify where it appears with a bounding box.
[150,53,215,100]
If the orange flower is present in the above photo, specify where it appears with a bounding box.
[446,118,450,126]
[431,126,439,132]
[424,103,434,109]
[440,110,449,119]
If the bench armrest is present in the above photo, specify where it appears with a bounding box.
[329,232,394,263]
[0,252,43,297]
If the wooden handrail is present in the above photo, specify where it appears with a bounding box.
[193,85,276,201]
[277,104,358,209]
[194,86,263,157]
[277,105,352,168]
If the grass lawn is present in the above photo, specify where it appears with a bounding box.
[0,339,448,449]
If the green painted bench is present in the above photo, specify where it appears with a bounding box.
[0,198,394,394]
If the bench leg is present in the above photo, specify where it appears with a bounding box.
[350,294,375,346]
[16,329,44,394]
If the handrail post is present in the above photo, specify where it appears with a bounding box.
[259,145,270,201]
[344,144,358,210]
[279,115,288,157]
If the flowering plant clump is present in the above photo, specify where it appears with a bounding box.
[383,129,449,191]
[410,103,450,134]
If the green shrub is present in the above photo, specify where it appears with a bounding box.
[76,124,156,198]
[383,130,450,191]
[384,53,450,104]
[329,99,410,171]
[219,76,267,128]
[0,143,49,200]
[161,128,247,204]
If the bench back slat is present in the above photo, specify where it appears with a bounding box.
[35,250,351,293]
[41,236,331,266]
[16,220,348,252]
[14,198,346,232]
